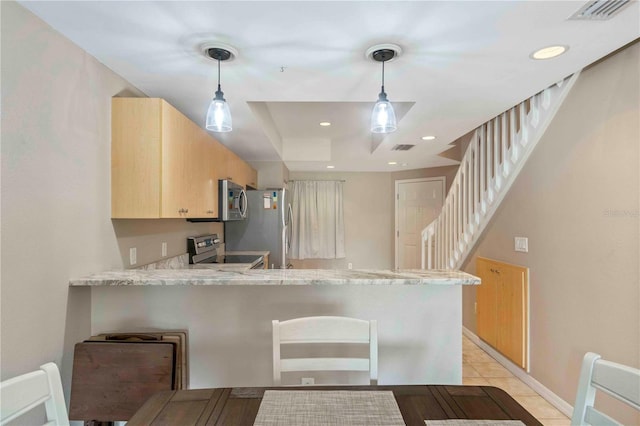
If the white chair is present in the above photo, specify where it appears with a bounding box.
[0,362,70,426]
[272,316,378,386]
[571,352,640,426]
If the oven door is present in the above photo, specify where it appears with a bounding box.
[219,180,248,221]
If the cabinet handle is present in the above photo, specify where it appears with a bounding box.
[490,268,501,274]
[178,208,184,213]
[185,209,189,213]
[207,210,214,214]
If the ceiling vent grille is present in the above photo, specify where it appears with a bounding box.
[569,0,631,20]
[391,144,415,151]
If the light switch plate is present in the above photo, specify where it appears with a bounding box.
[515,237,528,253]
[129,247,137,265]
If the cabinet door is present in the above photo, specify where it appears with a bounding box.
[226,151,244,186]
[111,98,162,218]
[476,258,497,348]
[476,257,529,370]
[161,101,193,218]
[496,267,528,369]
[187,124,216,218]
[214,142,230,183]
[245,164,258,189]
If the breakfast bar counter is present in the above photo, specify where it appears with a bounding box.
[72,266,479,388]
[69,268,479,287]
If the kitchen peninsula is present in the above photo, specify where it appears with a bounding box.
[71,267,479,388]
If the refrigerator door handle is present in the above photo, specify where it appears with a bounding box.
[286,204,293,251]
[286,204,293,226]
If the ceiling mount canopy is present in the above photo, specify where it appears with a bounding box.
[204,44,236,133]
[368,44,402,134]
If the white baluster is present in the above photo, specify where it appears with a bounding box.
[473,133,480,226]
[530,93,540,127]
[493,117,502,192]
[478,126,486,216]
[542,87,551,109]
[509,107,519,163]
[520,101,528,146]
[501,112,510,178]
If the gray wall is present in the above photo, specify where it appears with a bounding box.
[461,42,639,424]
[288,166,457,270]
[0,1,220,404]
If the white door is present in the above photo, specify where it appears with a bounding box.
[395,178,445,269]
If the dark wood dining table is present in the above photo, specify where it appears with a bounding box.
[127,385,543,426]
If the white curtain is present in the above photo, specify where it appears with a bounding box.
[290,180,345,259]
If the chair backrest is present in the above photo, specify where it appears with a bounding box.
[571,352,640,426]
[0,362,70,426]
[272,316,378,386]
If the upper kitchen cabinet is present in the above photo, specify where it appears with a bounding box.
[222,149,257,189]
[112,97,257,218]
[112,97,245,219]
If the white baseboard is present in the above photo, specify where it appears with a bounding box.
[462,327,574,417]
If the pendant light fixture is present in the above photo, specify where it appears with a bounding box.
[205,47,233,132]
[369,46,399,134]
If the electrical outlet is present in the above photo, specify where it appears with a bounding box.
[301,377,314,385]
[162,242,167,257]
[129,247,137,265]
[348,263,353,269]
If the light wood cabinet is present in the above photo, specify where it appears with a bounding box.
[111,98,255,219]
[476,257,529,370]
[223,150,257,189]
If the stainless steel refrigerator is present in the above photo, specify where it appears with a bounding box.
[224,189,293,269]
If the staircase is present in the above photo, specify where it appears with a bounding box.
[422,73,580,270]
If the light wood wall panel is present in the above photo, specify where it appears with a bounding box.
[476,257,529,370]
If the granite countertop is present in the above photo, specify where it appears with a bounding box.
[69,268,480,287]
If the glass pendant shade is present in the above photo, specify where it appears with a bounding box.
[205,89,232,132]
[370,92,397,133]
[205,47,233,133]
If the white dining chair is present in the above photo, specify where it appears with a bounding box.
[272,316,378,386]
[571,352,640,426]
[0,362,70,426]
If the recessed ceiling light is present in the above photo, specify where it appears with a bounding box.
[388,161,397,165]
[319,122,331,127]
[326,165,335,169]
[421,135,436,141]
[531,45,568,60]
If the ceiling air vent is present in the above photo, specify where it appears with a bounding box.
[569,0,631,20]
[391,144,415,151]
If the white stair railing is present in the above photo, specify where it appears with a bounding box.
[422,73,580,270]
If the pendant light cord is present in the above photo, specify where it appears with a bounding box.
[217,58,221,91]
[381,60,385,93]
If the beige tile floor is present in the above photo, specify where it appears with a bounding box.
[462,335,571,426]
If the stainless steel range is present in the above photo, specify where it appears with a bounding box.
[187,234,264,269]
